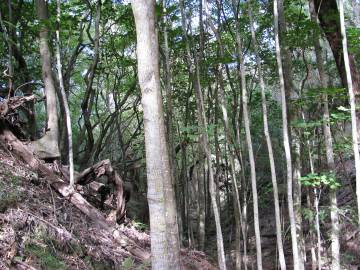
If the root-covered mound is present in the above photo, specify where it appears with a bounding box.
[0,135,216,269]
[0,147,149,269]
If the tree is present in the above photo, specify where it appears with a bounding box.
[203,0,243,267]
[273,0,301,268]
[339,0,360,231]
[309,0,341,268]
[179,0,227,268]
[314,0,360,115]
[131,0,181,269]
[248,2,286,269]
[32,0,60,160]
[55,0,74,187]
[230,0,263,267]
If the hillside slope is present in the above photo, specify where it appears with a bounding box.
[0,145,215,270]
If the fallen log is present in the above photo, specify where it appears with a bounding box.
[60,159,126,223]
[0,120,150,261]
[0,95,36,117]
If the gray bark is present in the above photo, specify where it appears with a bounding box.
[32,0,60,160]
[179,0,226,268]
[132,1,181,269]
[161,0,183,243]
[203,1,243,267]
[337,0,359,268]
[273,0,301,268]
[309,1,339,268]
[55,0,74,187]
[277,0,305,267]
[231,1,263,268]
[248,3,286,269]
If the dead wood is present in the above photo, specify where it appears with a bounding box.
[13,258,38,270]
[0,100,9,116]
[0,95,36,118]
[60,159,126,223]
[0,120,150,262]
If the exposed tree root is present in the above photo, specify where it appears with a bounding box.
[0,95,36,117]
[0,120,150,261]
[60,159,126,223]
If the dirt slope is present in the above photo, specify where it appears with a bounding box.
[0,146,215,270]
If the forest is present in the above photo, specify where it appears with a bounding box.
[0,0,360,269]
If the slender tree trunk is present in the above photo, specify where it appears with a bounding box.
[248,3,286,269]
[132,1,181,269]
[161,0,183,244]
[239,46,262,270]
[217,69,243,270]
[230,1,263,268]
[79,0,101,168]
[179,1,226,268]
[55,0,74,187]
[339,0,360,229]
[307,191,317,270]
[197,160,206,251]
[197,1,206,251]
[304,124,318,270]
[214,87,221,209]
[273,0,301,268]
[204,2,243,267]
[7,0,13,97]
[304,121,319,269]
[194,63,226,269]
[309,1,341,268]
[233,102,249,270]
[277,1,305,267]
[314,188,322,269]
[33,0,60,160]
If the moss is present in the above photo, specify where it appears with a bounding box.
[122,257,135,270]
[25,243,67,270]
[0,172,24,212]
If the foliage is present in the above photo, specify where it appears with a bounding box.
[132,220,148,231]
[300,173,341,190]
[0,170,23,212]
[24,243,67,270]
[122,257,136,270]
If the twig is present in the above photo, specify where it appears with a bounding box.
[18,209,76,243]
[12,258,38,270]
[47,181,58,225]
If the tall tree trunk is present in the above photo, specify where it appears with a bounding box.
[248,3,286,269]
[79,0,101,168]
[55,0,74,187]
[273,0,301,268]
[197,0,206,252]
[7,0,13,97]
[309,0,341,268]
[179,1,226,268]
[204,1,243,267]
[339,0,360,243]
[217,68,243,270]
[231,1,263,268]
[33,0,60,160]
[304,113,320,269]
[277,0,305,266]
[161,0,183,244]
[131,1,181,269]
